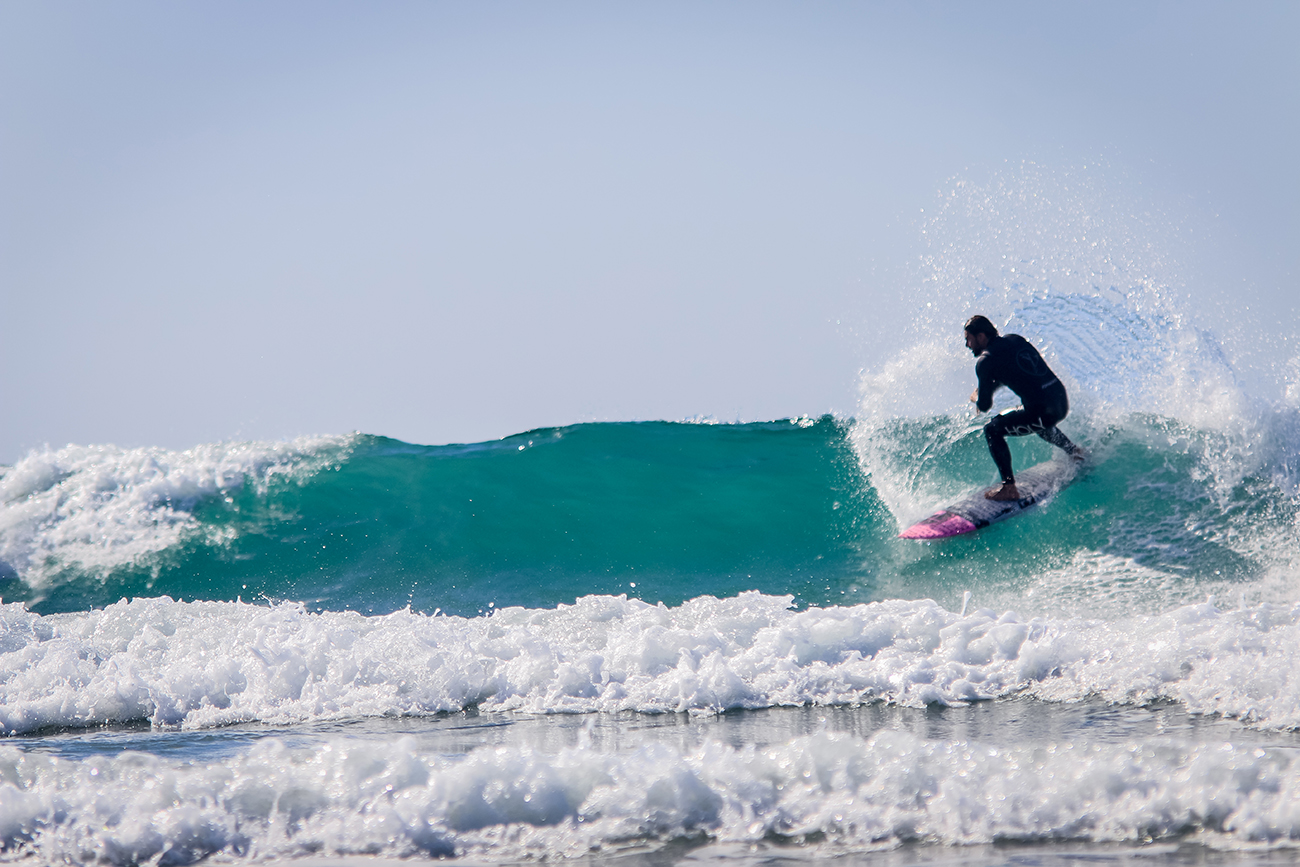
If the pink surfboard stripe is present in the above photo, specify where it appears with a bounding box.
[898,511,978,539]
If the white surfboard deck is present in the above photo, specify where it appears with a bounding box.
[899,457,1081,540]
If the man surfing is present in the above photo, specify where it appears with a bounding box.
[964,315,1086,501]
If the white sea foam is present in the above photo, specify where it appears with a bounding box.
[3,592,1300,735]
[3,727,1300,864]
[0,436,352,589]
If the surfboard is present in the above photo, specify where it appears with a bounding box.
[898,457,1081,540]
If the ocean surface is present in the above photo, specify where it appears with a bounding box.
[3,289,1300,866]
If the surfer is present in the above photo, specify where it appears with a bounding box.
[964,315,1085,501]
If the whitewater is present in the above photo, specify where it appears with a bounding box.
[2,170,1300,866]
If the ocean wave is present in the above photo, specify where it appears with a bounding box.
[2,727,1300,864]
[2,410,1297,621]
[0,436,353,595]
[3,593,1300,735]
[0,421,877,617]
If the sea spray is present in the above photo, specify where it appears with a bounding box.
[850,165,1300,614]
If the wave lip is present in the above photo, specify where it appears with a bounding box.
[2,730,1300,864]
[3,592,1300,735]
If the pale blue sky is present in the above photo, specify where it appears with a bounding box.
[2,1,1296,462]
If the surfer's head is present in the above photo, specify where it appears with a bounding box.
[964,315,998,355]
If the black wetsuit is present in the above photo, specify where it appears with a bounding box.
[974,334,1080,484]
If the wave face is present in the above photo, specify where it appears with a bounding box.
[1,403,1297,622]
[0,420,877,616]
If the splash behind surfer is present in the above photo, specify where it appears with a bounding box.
[964,315,1085,501]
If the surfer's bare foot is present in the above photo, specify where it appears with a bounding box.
[1071,447,1089,462]
[985,483,1021,501]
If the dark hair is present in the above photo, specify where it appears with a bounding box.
[964,315,998,338]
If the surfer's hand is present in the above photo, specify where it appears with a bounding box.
[970,389,979,404]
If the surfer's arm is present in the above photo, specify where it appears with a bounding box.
[972,361,998,412]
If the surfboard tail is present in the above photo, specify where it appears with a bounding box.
[898,511,978,539]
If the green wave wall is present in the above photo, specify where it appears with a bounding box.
[8,411,1296,619]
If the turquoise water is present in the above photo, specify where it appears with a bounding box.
[6,410,1292,620]
[6,419,877,616]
